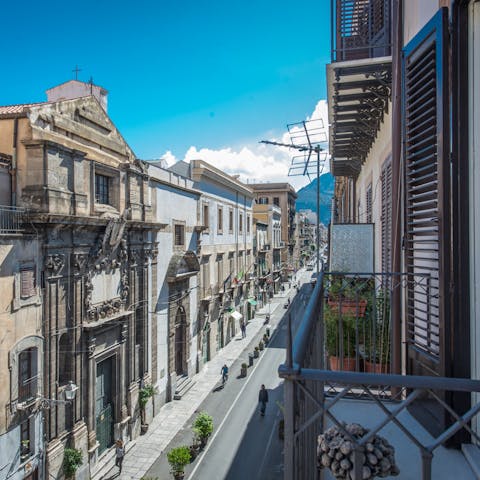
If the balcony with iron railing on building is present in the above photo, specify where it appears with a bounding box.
[0,205,26,235]
[279,271,480,480]
[327,0,392,178]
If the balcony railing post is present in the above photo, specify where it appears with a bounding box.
[421,451,433,480]
[284,314,296,480]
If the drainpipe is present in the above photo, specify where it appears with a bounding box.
[11,118,18,206]
[391,0,403,376]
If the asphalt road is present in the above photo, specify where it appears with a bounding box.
[145,271,313,480]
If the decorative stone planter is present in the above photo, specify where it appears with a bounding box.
[253,349,259,358]
[240,364,248,377]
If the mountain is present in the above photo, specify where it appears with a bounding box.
[296,172,334,225]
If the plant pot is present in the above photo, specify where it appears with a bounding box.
[365,360,390,374]
[173,473,185,480]
[199,436,208,449]
[141,423,149,434]
[328,298,367,317]
[189,445,200,461]
[253,350,259,358]
[240,366,248,377]
[329,356,357,371]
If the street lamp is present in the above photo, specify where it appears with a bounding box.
[38,381,78,409]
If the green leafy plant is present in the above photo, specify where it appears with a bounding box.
[324,304,356,358]
[192,412,213,441]
[139,384,155,409]
[241,363,248,369]
[63,448,83,478]
[167,446,191,475]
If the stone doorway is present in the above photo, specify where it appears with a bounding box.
[174,307,187,376]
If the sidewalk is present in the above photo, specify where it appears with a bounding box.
[97,281,298,480]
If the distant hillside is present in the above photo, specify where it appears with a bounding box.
[296,172,334,225]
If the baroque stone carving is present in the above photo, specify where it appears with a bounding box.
[84,215,130,322]
[72,253,88,273]
[45,254,65,276]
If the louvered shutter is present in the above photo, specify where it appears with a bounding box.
[366,183,373,223]
[20,267,36,298]
[381,158,392,275]
[403,8,450,378]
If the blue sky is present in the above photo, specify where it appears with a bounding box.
[1,0,330,187]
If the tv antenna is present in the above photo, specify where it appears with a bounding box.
[260,118,328,274]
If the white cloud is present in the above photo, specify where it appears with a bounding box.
[160,99,329,191]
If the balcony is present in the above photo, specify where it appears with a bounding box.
[332,0,391,62]
[0,205,25,234]
[279,271,480,479]
[259,243,271,252]
[327,0,392,177]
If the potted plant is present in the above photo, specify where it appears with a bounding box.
[327,277,369,317]
[324,304,357,371]
[167,446,191,479]
[139,384,155,433]
[263,333,269,345]
[63,447,83,479]
[364,290,391,373]
[20,440,30,462]
[259,340,264,351]
[240,362,248,377]
[192,412,213,448]
[254,346,259,358]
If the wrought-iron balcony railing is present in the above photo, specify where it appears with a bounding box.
[279,271,480,480]
[331,0,391,62]
[18,375,39,404]
[0,205,25,234]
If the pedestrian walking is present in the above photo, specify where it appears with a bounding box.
[115,439,125,472]
[221,364,229,385]
[258,384,269,416]
[240,321,246,338]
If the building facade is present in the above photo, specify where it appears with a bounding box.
[250,183,297,276]
[0,82,159,479]
[170,160,254,365]
[327,0,479,438]
[146,163,201,405]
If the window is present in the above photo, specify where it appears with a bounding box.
[247,215,250,234]
[217,254,223,284]
[203,204,209,229]
[218,207,223,233]
[239,213,243,233]
[18,348,37,402]
[258,197,268,205]
[229,209,233,233]
[174,224,185,247]
[20,267,36,298]
[20,418,32,460]
[95,174,110,205]
[273,197,280,206]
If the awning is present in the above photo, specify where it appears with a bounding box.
[326,57,392,177]
[247,298,257,306]
[229,310,243,321]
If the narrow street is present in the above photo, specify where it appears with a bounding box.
[143,270,313,480]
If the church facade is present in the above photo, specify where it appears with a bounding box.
[0,83,160,479]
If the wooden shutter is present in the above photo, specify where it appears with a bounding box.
[366,183,373,223]
[403,8,450,378]
[381,158,392,274]
[20,267,36,298]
